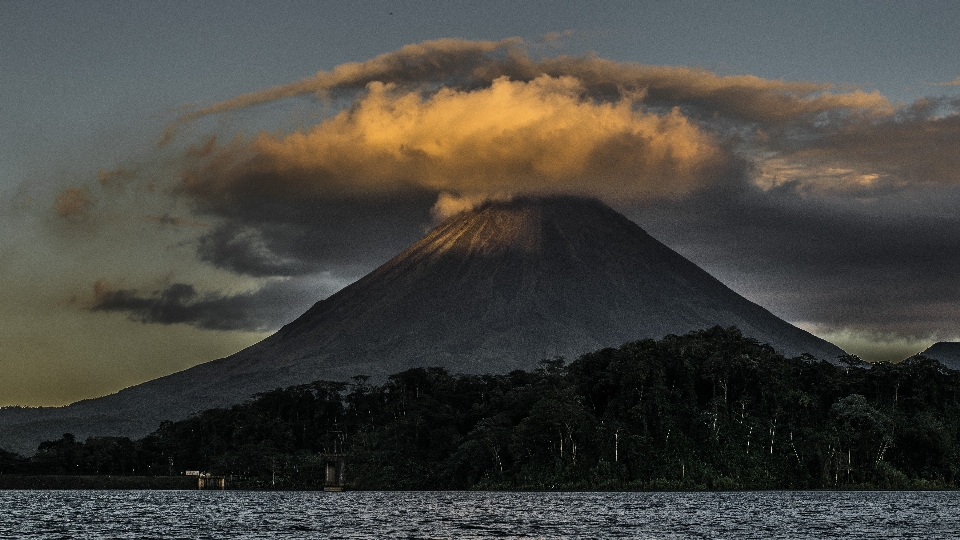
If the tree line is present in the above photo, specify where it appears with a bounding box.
[2,326,958,490]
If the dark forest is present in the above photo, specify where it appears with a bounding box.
[3,327,958,490]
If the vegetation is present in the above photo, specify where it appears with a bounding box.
[3,327,959,490]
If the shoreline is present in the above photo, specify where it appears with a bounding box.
[0,475,198,490]
[1,475,956,492]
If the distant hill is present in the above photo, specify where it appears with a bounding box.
[0,196,844,454]
[914,342,960,370]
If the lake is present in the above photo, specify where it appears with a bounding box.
[1,490,957,539]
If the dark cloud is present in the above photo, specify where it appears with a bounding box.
[146,214,207,228]
[196,224,310,278]
[634,180,960,339]
[780,107,960,188]
[192,191,437,277]
[90,278,333,332]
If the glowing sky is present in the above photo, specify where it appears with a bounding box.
[3,1,960,406]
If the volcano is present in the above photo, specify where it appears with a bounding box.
[0,196,844,454]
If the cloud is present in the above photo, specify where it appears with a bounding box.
[808,328,945,365]
[541,30,573,43]
[766,110,960,193]
[90,277,335,332]
[179,75,734,206]
[164,38,908,217]
[533,56,893,125]
[195,223,308,277]
[159,38,525,145]
[162,37,894,145]
[97,167,137,189]
[634,180,960,341]
[189,191,437,278]
[934,76,960,87]
[431,192,497,220]
[146,214,208,228]
[52,187,94,218]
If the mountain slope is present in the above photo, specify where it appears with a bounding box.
[0,196,844,454]
[915,342,960,370]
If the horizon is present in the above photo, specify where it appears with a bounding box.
[3,2,960,406]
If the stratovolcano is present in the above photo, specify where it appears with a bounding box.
[0,196,844,454]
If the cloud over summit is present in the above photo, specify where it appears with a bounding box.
[164,37,895,140]
[69,38,960,353]
[180,75,731,206]
[165,37,935,210]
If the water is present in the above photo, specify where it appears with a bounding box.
[1,490,957,539]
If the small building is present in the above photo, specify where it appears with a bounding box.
[197,472,225,490]
[322,453,346,491]
[322,429,347,491]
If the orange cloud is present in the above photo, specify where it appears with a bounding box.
[160,38,911,209]
[934,77,960,87]
[53,187,94,218]
[431,192,500,220]
[179,75,733,206]
[541,30,573,43]
[160,38,523,145]
[161,38,895,146]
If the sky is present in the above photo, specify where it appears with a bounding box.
[3,1,960,406]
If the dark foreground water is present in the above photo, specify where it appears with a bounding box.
[1,490,958,539]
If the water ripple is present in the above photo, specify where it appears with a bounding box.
[0,490,958,539]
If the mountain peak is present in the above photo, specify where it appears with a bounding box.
[406,196,617,259]
[279,194,842,367]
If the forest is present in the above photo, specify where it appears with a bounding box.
[2,326,959,490]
